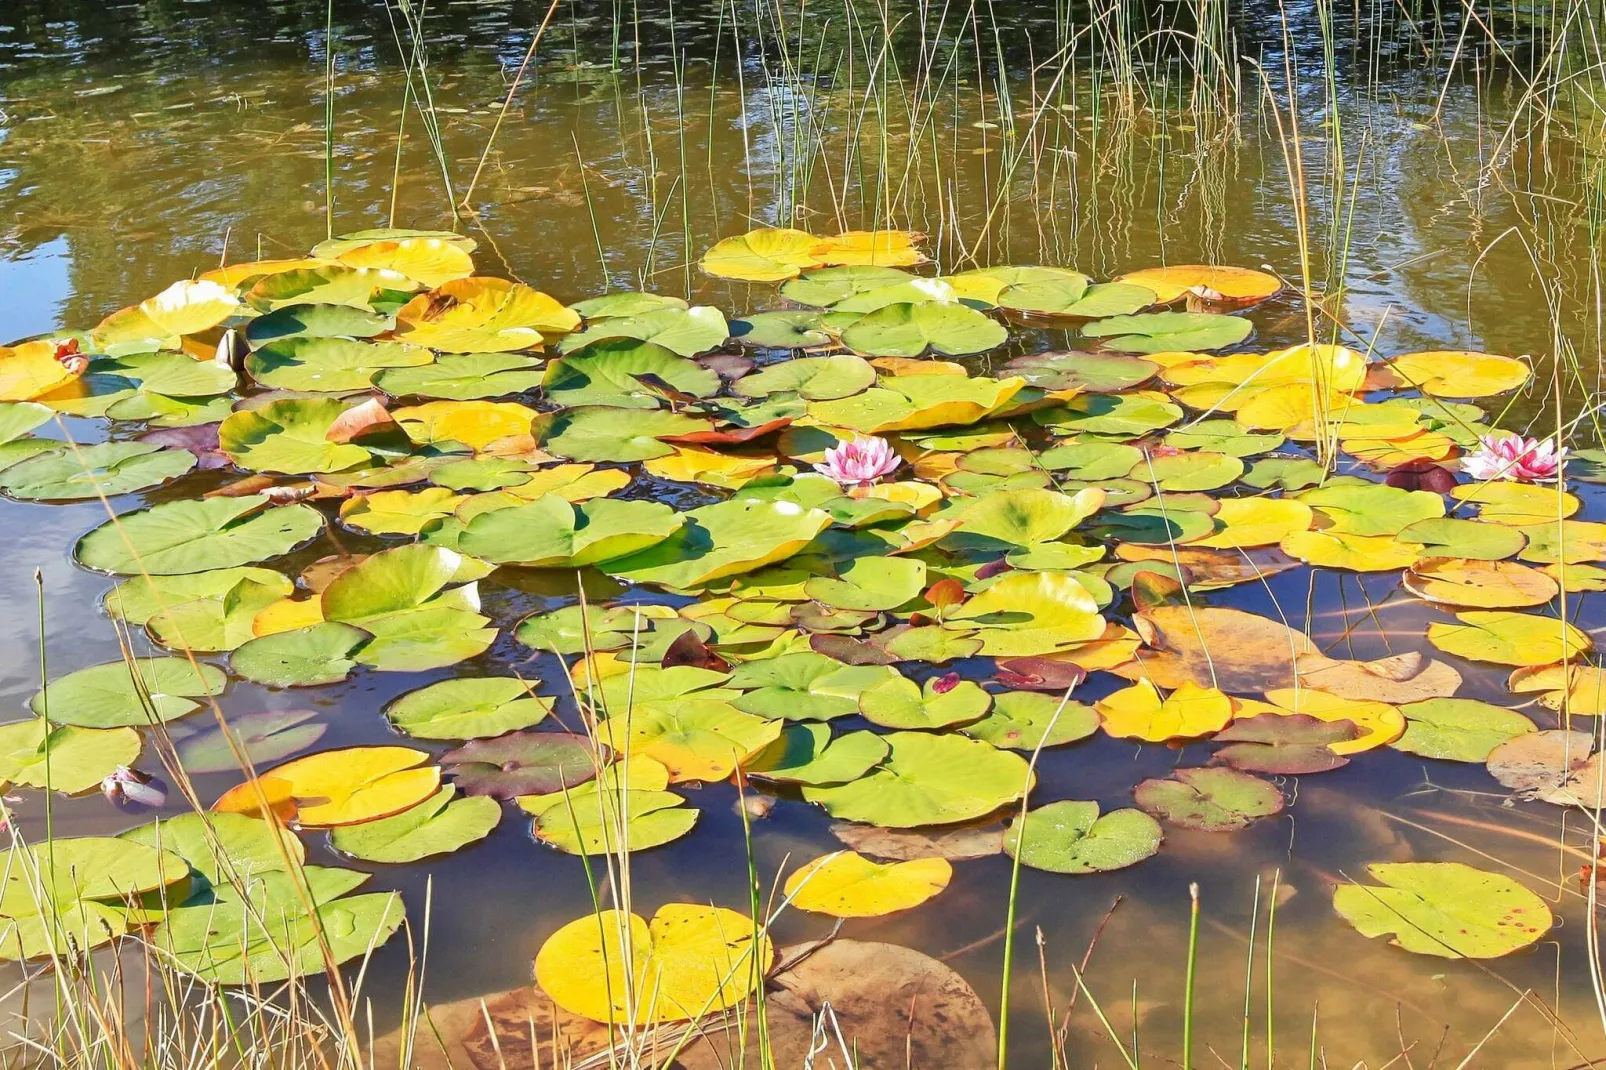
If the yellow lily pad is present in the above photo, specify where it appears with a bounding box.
[783,852,951,917]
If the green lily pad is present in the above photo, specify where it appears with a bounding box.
[961,690,1100,750]
[742,723,888,785]
[429,456,535,491]
[880,626,985,663]
[105,567,291,624]
[385,677,552,740]
[331,785,501,863]
[1392,698,1536,762]
[947,266,1092,313]
[231,622,371,687]
[0,402,55,444]
[1332,861,1552,958]
[570,291,688,319]
[804,556,927,611]
[1037,439,1145,479]
[1136,450,1245,491]
[1133,767,1284,831]
[93,352,239,397]
[604,498,834,589]
[1058,282,1157,318]
[544,339,721,409]
[948,487,1105,551]
[0,719,141,794]
[458,494,682,568]
[538,406,709,462]
[247,337,432,392]
[320,545,496,671]
[732,355,876,401]
[1038,392,1184,436]
[1004,351,1158,393]
[729,311,831,348]
[245,303,391,346]
[1395,518,1525,561]
[246,264,415,311]
[1004,801,1162,873]
[374,352,545,400]
[528,784,697,855]
[858,674,991,729]
[218,398,376,475]
[803,731,1031,827]
[1164,418,1284,457]
[1243,457,1327,491]
[779,266,915,307]
[75,495,325,575]
[0,441,195,500]
[730,654,899,721]
[515,604,659,656]
[144,575,292,653]
[167,708,327,774]
[122,811,304,885]
[31,657,225,728]
[1296,482,1445,536]
[1081,311,1253,353]
[1088,498,1217,545]
[840,302,1007,358]
[556,305,729,357]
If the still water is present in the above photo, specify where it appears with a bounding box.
[2,1,1605,1065]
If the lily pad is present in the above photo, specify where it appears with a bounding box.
[459,494,683,568]
[1332,862,1552,958]
[733,354,876,400]
[1082,311,1252,353]
[214,745,440,827]
[32,657,225,728]
[743,724,889,785]
[528,783,697,855]
[840,302,1007,358]
[961,690,1100,750]
[374,352,545,400]
[247,337,432,392]
[218,397,377,474]
[729,310,831,348]
[545,339,721,409]
[0,719,142,794]
[1003,801,1163,873]
[231,622,371,687]
[330,785,501,863]
[780,265,915,306]
[539,406,709,462]
[1134,767,1284,831]
[76,495,325,575]
[858,673,991,730]
[168,707,327,774]
[605,498,834,589]
[1391,698,1536,762]
[803,732,1031,827]
[441,731,600,799]
[0,441,195,500]
[385,677,552,740]
[1211,714,1358,774]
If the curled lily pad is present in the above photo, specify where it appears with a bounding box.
[1004,801,1162,874]
[0,441,194,500]
[75,495,325,575]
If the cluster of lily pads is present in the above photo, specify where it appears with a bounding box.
[0,224,1593,1012]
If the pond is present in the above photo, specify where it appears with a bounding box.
[2,1,1605,1066]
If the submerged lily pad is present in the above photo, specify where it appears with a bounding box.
[1134,767,1284,831]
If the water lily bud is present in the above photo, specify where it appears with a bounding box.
[101,766,167,811]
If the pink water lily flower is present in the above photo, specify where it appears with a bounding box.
[814,435,901,487]
[1462,433,1566,483]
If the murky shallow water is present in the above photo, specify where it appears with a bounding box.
[3,1,1606,1066]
